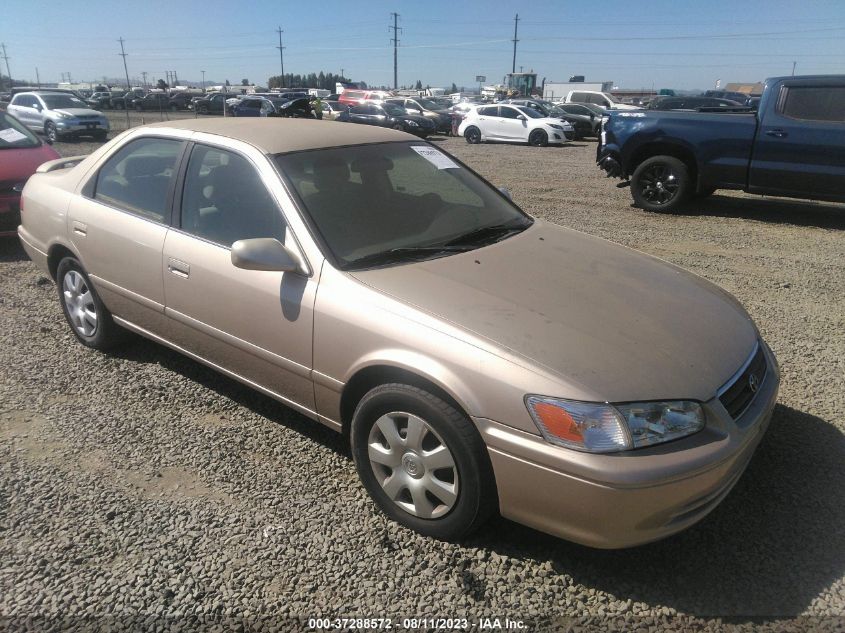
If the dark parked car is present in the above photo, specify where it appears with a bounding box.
[267,97,313,118]
[191,92,231,115]
[647,96,747,111]
[598,75,845,212]
[110,89,146,110]
[231,97,289,117]
[385,97,451,133]
[337,102,436,137]
[557,103,604,135]
[703,90,752,103]
[507,99,589,139]
[168,92,202,111]
[86,91,117,110]
[134,93,171,111]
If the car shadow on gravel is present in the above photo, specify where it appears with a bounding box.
[469,404,845,618]
[0,237,27,262]
[109,339,349,457]
[671,195,845,230]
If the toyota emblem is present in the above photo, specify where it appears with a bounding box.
[748,373,760,393]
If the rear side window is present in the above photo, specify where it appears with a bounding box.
[570,92,587,103]
[780,86,845,122]
[94,137,182,223]
[478,106,498,116]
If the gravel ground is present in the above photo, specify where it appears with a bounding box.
[1,115,844,632]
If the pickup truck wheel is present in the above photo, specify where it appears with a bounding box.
[351,383,496,540]
[56,257,125,350]
[464,126,481,144]
[45,122,59,144]
[631,156,691,212]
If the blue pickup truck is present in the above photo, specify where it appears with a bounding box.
[597,75,845,212]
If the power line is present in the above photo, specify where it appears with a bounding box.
[0,44,11,91]
[389,13,401,90]
[511,13,519,74]
[276,26,285,87]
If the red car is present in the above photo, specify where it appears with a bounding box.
[0,111,60,236]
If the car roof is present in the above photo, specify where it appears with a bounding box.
[144,118,415,153]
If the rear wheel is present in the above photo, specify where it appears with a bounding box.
[529,129,548,146]
[169,104,178,112]
[631,155,691,212]
[198,105,209,115]
[464,126,481,144]
[56,257,125,350]
[351,383,496,540]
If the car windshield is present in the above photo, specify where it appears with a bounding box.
[383,103,406,116]
[0,112,41,148]
[417,98,440,110]
[276,142,532,269]
[42,95,87,109]
[515,106,544,119]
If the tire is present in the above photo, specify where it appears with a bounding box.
[56,257,125,350]
[44,122,58,144]
[94,131,108,142]
[464,126,481,144]
[198,105,208,115]
[630,155,691,212]
[351,383,496,540]
[529,129,548,147]
[135,104,143,112]
[169,104,178,112]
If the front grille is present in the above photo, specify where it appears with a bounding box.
[76,115,100,121]
[718,344,767,420]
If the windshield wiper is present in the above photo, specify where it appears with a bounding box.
[344,245,472,269]
[442,221,529,248]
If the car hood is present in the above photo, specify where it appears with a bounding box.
[54,108,102,117]
[402,114,435,126]
[0,143,61,186]
[349,220,758,403]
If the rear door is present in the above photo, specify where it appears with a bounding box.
[749,79,845,200]
[68,135,185,332]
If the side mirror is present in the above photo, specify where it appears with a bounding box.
[517,114,526,121]
[231,238,304,274]
[498,187,512,200]
[33,103,42,111]
[590,113,595,120]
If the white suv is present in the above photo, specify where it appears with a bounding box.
[458,104,574,146]
[564,90,640,110]
[8,92,110,143]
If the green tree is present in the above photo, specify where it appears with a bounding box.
[450,82,458,93]
[414,79,423,90]
[241,78,249,86]
[156,79,168,90]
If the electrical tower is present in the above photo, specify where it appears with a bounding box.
[1,44,11,91]
[511,14,520,74]
[389,13,401,90]
[118,38,131,90]
[276,27,286,88]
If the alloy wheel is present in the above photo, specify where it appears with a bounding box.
[367,411,459,519]
[63,270,98,337]
[638,163,681,205]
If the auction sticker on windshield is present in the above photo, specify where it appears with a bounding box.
[411,146,459,169]
[0,128,28,144]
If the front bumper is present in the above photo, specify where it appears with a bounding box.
[0,193,21,236]
[476,342,780,548]
[54,120,109,136]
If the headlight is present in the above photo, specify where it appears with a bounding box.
[55,112,72,119]
[548,124,563,130]
[526,396,704,453]
[406,119,419,127]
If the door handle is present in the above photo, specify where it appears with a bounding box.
[765,129,788,138]
[167,258,190,278]
[72,221,87,236]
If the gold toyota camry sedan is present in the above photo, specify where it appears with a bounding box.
[18,119,779,548]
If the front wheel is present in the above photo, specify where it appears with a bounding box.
[464,126,481,144]
[198,105,209,115]
[631,155,691,212]
[57,257,125,350]
[351,384,496,540]
[528,129,548,147]
[45,122,59,144]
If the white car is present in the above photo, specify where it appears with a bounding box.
[7,92,110,143]
[564,90,641,111]
[458,104,574,146]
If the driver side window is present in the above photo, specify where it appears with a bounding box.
[180,145,286,247]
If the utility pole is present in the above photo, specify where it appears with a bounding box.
[35,67,40,88]
[118,37,131,129]
[0,44,10,92]
[792,61,797,76]
[389,13,401,90]
[141,71,148,90]
[174,70,178,87]
[340,68,344,80]
[201,70,205,92]
[511,13,520,74]
[276,27,285,88]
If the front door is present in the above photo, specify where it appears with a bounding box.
[749,80,845,200]
[67,136,184,332]
[162,142,317,410]
[497,106,528,141]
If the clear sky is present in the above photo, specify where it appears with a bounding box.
[4,0,845,91]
